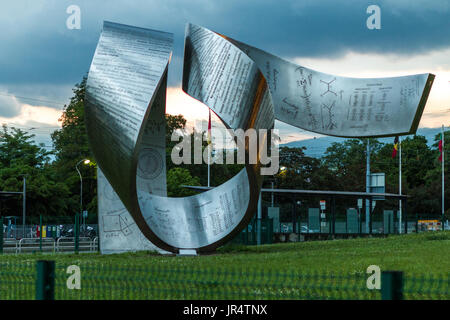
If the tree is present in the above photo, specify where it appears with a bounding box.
[51,77,96,216]
[0,125,71,218]
[165,114,187,147]
[166,167,200,197]
[51,77,90,164]
[401,135,435,188]
[50,77,205,210]
[423,130,450,218]
[0,125,50,168]
[322,139,382,191]
[276,146,329,190]
[165,114,188,173]
[376,135,434,192]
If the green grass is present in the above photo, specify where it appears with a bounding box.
[3,231,448,273]
[0,232,449,300]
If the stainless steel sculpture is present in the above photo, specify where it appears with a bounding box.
[85,21,434,254]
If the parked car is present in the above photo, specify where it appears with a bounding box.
[301,226,319,233]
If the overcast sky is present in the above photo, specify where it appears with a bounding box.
[0,0,449,147]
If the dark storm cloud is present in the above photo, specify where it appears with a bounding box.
[0,0,449,89]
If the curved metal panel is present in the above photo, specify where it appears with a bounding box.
[86,21,434,254]
[221,37,434,138]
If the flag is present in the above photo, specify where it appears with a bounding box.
[207,109,212,145]
[438,139,443,162]
[392,136,399,158]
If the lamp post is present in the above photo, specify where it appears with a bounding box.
[21,175,26,239]
[75,159,91,228]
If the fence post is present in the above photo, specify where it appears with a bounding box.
[39,215,43,252]
[415,213,419,233]
[36,260,55,300]
[97,230,100,252]
[244,225,248,245]
[359,208,362,235]
[0,216,3,254]
[369,197,373,234]
[269,218,273,244]
[332,196,336,236]
[74,213,79,253]
[388,216,391,234]
[403,199,408,234]
[381,271,403,300]
[252,219,256,245]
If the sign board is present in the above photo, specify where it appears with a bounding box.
[267,207,280,233]
[370,173,385,200]
[418,220,441,231]
[357,199,363,209]
[320,200,326,210]
[83,210,88,219]
[320,213,326,219]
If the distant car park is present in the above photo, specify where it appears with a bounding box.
[301,226,319,233]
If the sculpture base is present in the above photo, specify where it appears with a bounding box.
[177,249,198,256]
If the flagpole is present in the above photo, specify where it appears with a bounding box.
[366,140,370,234]
[208,145,211,188]
[399,137,402,233]
[442,125,445,230]
[207,109,211,188]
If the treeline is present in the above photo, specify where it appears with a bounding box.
[0,79,95,220]
[0,78,243,220]
[274,134,448,219]
[0,79,448,220]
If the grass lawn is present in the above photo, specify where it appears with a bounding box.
[2,231,449,273]
[1,231,448,300]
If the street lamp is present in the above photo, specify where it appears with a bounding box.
[75,159,91,228]
[20,174,27,239]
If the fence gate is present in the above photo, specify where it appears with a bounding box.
[383,210,394,234]
[308,208,320,232]
[346,208,359,233]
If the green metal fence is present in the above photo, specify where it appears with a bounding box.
[403,274,450,300]
[231,218,273,245]
[0,261,448,300]
[1,214,98,254]
[0,262,35,299]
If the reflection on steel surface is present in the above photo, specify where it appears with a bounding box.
[86,21,434,254]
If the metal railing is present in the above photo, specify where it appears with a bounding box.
[0,237,99,254]
[18,238,56,253]
[56,237,94,252]
[92,237,98,252]
[2,239,19,254]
